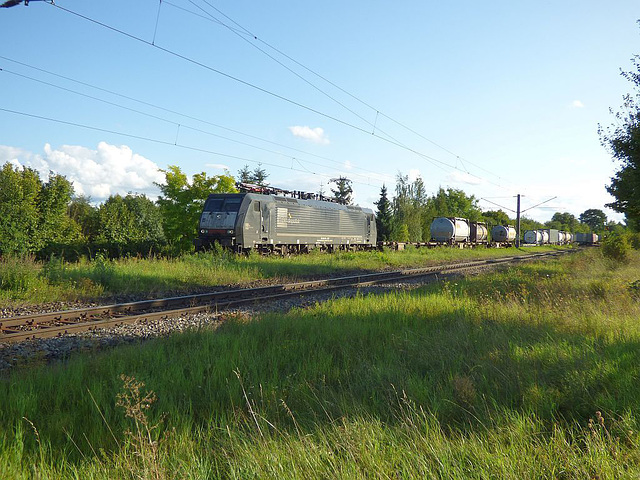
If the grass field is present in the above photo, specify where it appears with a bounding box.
[1,246,639,478]
[0,245,566,306]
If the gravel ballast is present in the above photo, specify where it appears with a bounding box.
[0,267,490,373]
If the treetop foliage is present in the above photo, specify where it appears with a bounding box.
[599,36,640,231]
[330,176,353,205]
[156,165,236,254]
[238,164,269,186]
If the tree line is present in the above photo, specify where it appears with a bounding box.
[0,162,235,259]
[0,159,621,260]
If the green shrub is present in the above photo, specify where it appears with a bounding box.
[89,253,116,288]
[602,234,631,263]
[0,256,40,292]
[42,255,67,284]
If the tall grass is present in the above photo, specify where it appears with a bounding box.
[1,248,638,478]
[0,245,567,306]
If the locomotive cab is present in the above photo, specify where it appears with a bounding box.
[196,194,246,250]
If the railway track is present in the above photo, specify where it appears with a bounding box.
[0,250,570,344]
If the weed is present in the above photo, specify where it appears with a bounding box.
[0,256,40,292]
[90,253,116,288]
[451,374,476,407]
[42,255,66,284]
[116,374,167,480]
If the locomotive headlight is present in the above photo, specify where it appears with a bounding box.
[227,229,234,234]
[200,229,206,234]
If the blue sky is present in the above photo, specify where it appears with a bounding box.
[1,0,638,222]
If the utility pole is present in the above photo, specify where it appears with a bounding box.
[516,194,521,248]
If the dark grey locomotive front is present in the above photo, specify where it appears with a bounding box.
[195,194,246,250]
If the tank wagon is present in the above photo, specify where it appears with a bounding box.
[195,192,376,253]
[575,233,599,245]
[430,217,470,244]
[523,229,550,245]
[545,229,561,245]
[541,230,550,244]
[470,221,489,244]
[523,229,543,245]
[491,225,517,245]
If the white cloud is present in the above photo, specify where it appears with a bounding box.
[571,100,585,108]
[288,126,330,144]
[446,170,483,186]
[0,142,165,202]
[206,163,230,171]
[344,160,352,170]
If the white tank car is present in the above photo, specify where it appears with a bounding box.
[491,225,516,243]
[541,230,550,244]
[523,229,542,244]
[470,222,488,243]
[430,217,470,243]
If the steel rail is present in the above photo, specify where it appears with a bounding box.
[0,250,569,343]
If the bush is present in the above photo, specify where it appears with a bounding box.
[89,253,117,288]
[602,234,631,263]
[0,256,41,292]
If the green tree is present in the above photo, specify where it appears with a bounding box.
[93,194,166,257]
[599,41,640,230]
[395,224,410,243]
[251,164,269,186]
[238,165,252,183]
[391,173,422,242]
[482,210,510,228]
[68,196,99,240]
[374,184,393,241]
[96,195,139,254]
[156,165,236,254]
[0,163,41,255]
[237,164,269,186]
[519,216,544,233]
[330,176,353,205]
[579,208,607,232]
[36,173,81,249]
[546,212,579,231]
[122,195,166,247]
[428,187,482,220]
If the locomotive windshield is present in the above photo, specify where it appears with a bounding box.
[203,195,244,213]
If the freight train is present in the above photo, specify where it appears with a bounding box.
[196,187,594,252]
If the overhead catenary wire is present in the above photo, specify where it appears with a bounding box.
[521,196,557,214]
[0,66,390,184]
[151,0,162,45]
[182,0,508,184]
[186,0,398,146]
[0,106,385,189]
[478,198,516,213]
[46,1,504,188]
[0,57,395,183]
